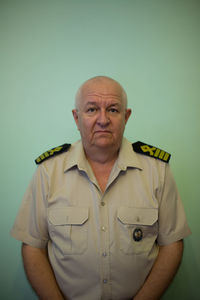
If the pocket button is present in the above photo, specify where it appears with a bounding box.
[133,228,143,242]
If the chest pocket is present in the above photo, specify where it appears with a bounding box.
[117,207,158,255]
[48,207,89,256]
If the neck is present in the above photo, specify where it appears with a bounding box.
[84,144,119,165]
[84,145,119,193]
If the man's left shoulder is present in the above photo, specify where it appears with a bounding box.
[132,141,171,163]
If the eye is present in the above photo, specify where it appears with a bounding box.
[108,108,119,113]
[86,107,97,113]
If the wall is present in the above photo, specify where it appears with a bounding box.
[1,0,199,299]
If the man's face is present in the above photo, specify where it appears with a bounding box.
[72,79,131,153]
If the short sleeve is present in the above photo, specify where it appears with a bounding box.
[10,165,49,248]
[157,164,191,245]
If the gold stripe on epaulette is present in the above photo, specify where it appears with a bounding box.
[133,141,171,163]
[35,144,71,164]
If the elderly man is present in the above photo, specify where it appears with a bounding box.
[11,76,191,300]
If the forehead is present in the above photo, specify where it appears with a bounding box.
[81,79,123,103]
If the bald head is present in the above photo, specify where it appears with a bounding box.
[75,76,128,110]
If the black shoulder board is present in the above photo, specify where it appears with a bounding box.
[35,143,71,165]
[132,141,171,163]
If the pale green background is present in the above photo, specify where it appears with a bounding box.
[1,0,199,299]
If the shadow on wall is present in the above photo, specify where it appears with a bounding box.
[11,260,37,300]
[163,236,200,300]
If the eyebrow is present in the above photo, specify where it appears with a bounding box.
[85,101,98,106]
[85,101,121,106]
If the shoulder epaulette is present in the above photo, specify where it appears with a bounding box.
[35,143,71,165]
[132,141,171,163]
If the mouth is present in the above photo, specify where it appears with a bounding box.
[94,130,111,134]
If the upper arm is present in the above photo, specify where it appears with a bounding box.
[22,243,48,258]
[159,239,184,261]
[157,164,191,245]
[11,166,49,248]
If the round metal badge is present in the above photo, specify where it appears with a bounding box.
[133,228,143,242]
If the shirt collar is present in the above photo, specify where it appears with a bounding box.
[63,140,90,173]
[116,137,143,171]
[63,137,143,173]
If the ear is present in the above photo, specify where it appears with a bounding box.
[72,109,80,130]
[125,109,132,124]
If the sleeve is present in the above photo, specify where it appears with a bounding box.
[157,164,191,245]
[10,165,49,248]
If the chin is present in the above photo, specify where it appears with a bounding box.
[94,135,121,147]
[94,140,115,148]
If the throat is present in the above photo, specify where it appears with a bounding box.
[88,159,116,193]
[93,168,112,193]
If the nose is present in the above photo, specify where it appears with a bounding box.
[97,109,110,127]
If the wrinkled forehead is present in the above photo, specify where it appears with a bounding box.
[76,77,127,109]
[83,79,123,97]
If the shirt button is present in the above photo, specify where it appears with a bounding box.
[103,279,108,284]
[101,201,105,206]
[101,226,106,231]
[102,252,107,257]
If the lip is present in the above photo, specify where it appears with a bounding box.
[94,130,111,134]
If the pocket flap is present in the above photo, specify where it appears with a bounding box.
[48,207,89,225]
[117,207,157,225]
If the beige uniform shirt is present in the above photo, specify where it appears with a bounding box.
[11,138,191,300]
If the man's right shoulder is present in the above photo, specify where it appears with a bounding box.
[34,143,71,165]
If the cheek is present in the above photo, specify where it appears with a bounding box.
[114,119,125,131]
[79,119,93,136]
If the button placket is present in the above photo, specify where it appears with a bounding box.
[99,194,111,299]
